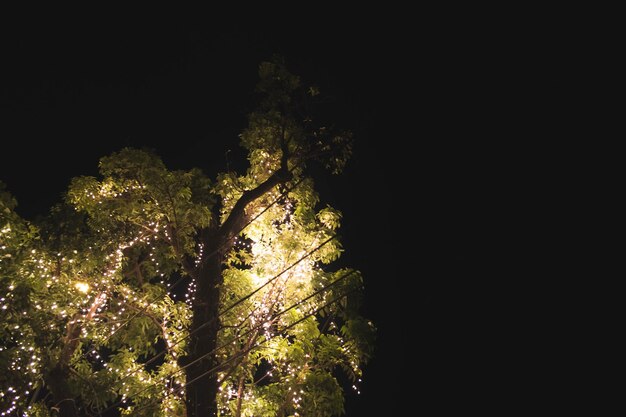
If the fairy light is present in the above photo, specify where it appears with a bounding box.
[195,242,204,266]
[1,217,172,415]
[1,160,369,417]
[75,281,90,293]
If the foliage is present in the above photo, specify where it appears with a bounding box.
[0,60,374,417]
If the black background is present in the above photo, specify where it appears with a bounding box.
[1,13,547,415]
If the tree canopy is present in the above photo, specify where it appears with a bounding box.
[0,60,374,417]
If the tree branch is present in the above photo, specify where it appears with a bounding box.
[219,167,292,243]
[165,223,197,278]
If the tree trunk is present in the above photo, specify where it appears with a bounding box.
[47,322,81,417]
[48,366,78,417]
[182,166,291,416]
[185,239,223,417]
[46,294,103,417]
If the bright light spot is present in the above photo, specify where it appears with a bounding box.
[75,282,90,293]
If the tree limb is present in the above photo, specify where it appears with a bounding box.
[165,223,197,278]
[219,167,292,243]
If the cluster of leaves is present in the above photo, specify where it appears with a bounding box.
[1,177,192,416]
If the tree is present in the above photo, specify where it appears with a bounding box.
[1,60,374,417]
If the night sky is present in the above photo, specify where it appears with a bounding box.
[1,16,533,415]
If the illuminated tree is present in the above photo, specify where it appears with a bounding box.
[0,60,374,417]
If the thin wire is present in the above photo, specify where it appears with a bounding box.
[98,270,356,416]
[187,288,358,387]
[97,177,305,344]
[166,264,350,378]
[121,287,359,415]
[112,241,342,388]
[220,233,337,316]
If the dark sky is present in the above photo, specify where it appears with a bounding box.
[1,16,534,415]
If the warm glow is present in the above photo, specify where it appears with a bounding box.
[75,282,90,293]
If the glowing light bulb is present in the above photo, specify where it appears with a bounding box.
[75,282,90,293]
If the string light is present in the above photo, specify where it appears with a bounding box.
[74,281,90,293]
[2,160,370,417]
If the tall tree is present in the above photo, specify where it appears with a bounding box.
[1,60,374,417]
